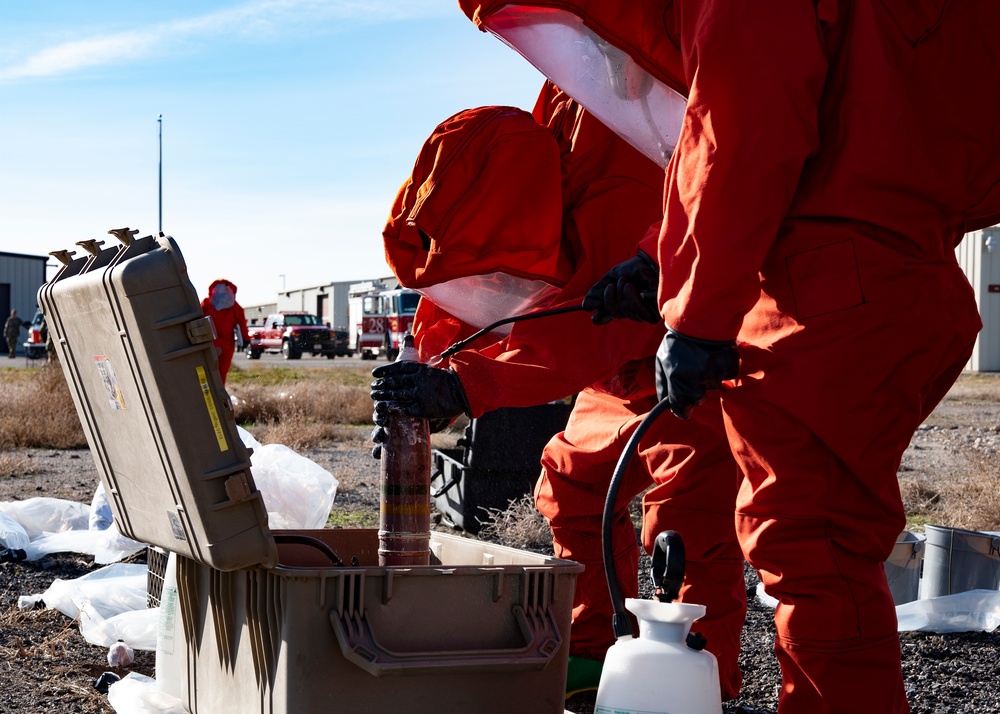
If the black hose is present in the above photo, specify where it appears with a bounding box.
[439,303,588,359]
[602,397,674,638]
[432,295,673,639]
[273,534,344,566]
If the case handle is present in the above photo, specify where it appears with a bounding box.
[329,604,561,676]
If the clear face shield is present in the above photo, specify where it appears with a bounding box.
[210,283,236,311]
[482,6,686,168]
[417,272,562,336]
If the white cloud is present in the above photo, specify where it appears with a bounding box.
[0,0,448,82]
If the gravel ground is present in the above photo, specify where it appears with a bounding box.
[2,375,999,713]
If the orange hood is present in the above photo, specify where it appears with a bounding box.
[382,105,566,290]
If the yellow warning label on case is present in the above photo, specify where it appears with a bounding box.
[196,366,228,452]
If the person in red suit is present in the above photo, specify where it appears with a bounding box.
[201,279,250,384]
[372,83,746,700]
[457,2,1000,712]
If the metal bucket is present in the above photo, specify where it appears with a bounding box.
[921,524,1000,599]
[884,530,925,605]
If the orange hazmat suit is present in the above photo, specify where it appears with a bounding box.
[459,2,1000,712]
[200,279,250,384]
[383,84,746,698]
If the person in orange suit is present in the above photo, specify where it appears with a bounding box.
[372,83,747,701]
[458,2,1000,712]
[201,279,250,384]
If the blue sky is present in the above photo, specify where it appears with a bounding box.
[0,1,543,307]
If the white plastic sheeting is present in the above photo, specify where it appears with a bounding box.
[107,673,190,714]
[0,495,146,563]
[18,563,159,650]
[755,582,1000,633]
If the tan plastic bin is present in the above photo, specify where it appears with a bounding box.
[40,232,581,714]
[175,529,579,714]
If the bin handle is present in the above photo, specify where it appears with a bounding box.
[431,467,462,498]
[886,541,923,587]
[329,604,562,676]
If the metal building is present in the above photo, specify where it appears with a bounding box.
[0,250,48,355]
[275,277,399,331]
[243,303,278,327]
[957,226,1000,372]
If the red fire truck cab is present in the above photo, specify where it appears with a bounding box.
[348,282,419,360]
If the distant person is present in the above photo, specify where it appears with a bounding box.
[4,309,27,359]
[200,279,250,384]
[42,316,56,364]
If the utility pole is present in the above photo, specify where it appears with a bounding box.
[158,114,163,233]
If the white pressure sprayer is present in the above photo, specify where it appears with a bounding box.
[591,394,723,714]
[594,530,723,714]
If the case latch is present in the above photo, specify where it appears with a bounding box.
[225,473,252,503]
[186,316,217,345]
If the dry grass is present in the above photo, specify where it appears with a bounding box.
[0,452,39,479]
[231,378,372,449]
[0,367,86,449]
[939,372,1000,403]
[900,451,1000,532]
[0,364,373,452]
[232,380,371,427]
[478,494,553,551]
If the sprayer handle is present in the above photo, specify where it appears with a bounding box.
[651,530,686,602]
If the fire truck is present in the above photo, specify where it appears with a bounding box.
[347,281,420,360]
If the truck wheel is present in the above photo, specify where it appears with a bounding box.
[246,347,262,360]
[282,341,301,360]
[385,335,398,361]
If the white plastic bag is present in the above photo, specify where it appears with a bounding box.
[22,525,146,563]
[108,640,136,667]
[237,428,338,530]
[0,497,90,538]
[237,425,261,452]
[18,562,156,650]
[250,444,339,529]
[18,562,147,619]
[0,510,29,551]
[90,481,114,531]
[107,673,190,714]
[895,589,1000,633]
[77,600,159,650]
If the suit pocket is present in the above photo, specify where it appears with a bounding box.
[877,0,949,47]
[785,239,865,320]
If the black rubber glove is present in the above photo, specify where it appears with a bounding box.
[581,249,660,325]
[655,329,740,419]
[369,361,470,458]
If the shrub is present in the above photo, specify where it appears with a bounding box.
[231,377,372,449]
[0,366,86,449]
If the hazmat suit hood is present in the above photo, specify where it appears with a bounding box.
[207,279,237,311]
[382,105,567,332]
[458,1,688,168]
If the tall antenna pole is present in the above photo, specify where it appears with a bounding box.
[158,114,163,233]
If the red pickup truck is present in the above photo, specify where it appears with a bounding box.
[246,312,348,360]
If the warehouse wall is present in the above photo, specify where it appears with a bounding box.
[957,227,1000,372]
[0,251,48,354]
